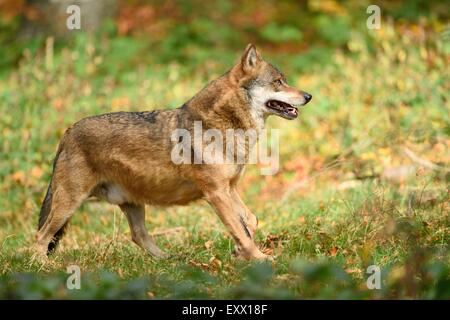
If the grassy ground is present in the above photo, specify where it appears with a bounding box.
[0,22,449,299]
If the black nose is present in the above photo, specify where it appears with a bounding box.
[303,93,312,103]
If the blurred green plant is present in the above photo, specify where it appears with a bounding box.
[1,253,448,299]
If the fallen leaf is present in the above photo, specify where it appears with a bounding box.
[329,246,338,257]
[345,268,362,274]
[204,240,214,250]
[100,216,109,226]
[188,260,209,271]
[209,256,222,269]
[30,166,43,178]
[52,98,64,110]
[11,171,25,184]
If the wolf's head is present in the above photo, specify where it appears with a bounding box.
[233,44,312,121]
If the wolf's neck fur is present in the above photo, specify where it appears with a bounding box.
[183,71,263,132]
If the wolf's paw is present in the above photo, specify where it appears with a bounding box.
[154,251,170,260]
[233,245,273,261]
[29,251,49,266]
[148,247,171,260]
[253,251,274,261]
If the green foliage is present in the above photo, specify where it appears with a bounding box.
[1,255,448,299]
[314,15,351,46]
[260,23,303,43]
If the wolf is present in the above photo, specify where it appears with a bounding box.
[35,44,312,261]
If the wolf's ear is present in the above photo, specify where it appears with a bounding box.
[241,43,261,72]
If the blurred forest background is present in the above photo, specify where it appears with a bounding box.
[0,0,449,299]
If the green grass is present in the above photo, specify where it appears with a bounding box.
[0,22,449,299]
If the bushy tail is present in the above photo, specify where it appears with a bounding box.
[38,146,67,253]
[38,183,53,230]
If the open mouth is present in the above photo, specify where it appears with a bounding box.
[265,100,298,119]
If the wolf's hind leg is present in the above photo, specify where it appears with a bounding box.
[35,150,97,258]
[119,203,169,259]
[35,186,88,257]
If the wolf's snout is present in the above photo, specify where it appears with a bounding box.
[303,92,312,104]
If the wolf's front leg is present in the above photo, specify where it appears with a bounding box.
[205,188,268,260]
[230,188,258,238]
[229,188,260,258]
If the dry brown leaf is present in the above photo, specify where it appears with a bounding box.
[298,216,306,224]
[329,246,338,257]
[209,256,222,269]
[188,260,209,271]
[11,171,25,184]
[345,268,362,274]
[204,240,214,250]
[30,166,43,178]
[52,98,64,110]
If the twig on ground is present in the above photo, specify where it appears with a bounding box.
[402,146,445,171]
[151,227,186,237]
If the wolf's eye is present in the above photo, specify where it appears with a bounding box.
[274,79,283,85]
